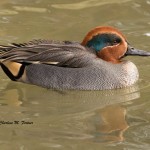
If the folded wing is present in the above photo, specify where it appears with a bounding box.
[0,39,97,68]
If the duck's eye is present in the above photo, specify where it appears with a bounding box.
[113,40,118,45]
[113,38,121,45]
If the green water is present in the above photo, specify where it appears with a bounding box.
[0,0,150,149]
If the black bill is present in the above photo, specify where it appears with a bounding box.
[125,45,150,56]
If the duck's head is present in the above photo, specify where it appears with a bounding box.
[81,26,150,63]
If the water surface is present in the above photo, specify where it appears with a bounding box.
[0,0,150,149]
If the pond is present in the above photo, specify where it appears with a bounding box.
[0,0,150,149]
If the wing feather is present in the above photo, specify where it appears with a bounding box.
[0,40,97,68]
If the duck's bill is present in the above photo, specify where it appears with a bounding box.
[126,45,150,56]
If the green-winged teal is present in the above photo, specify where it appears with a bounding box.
[0,26,150,90]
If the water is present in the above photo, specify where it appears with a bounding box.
[0,0,150,149]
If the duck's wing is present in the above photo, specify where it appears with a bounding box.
[0,39,97,68]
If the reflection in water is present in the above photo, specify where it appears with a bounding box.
[89,105,128,142]
[0,89,22,106]
[0,81,140,111]
[0,81,140,143]
[51,0,131,10]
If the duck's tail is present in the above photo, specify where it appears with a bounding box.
[0,44,27,81]
[0,45,17,64]
[0,45,13,54]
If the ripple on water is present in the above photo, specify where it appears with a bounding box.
[13,6,48,13]
[51,0,132,10]
[144,32,150,37]
[0,9,18,15]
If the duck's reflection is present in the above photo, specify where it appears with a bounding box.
[0,81,140,143]
[90,105,128,142]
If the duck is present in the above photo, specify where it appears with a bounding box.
[0,26,150,90]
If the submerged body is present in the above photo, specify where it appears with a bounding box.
[0,26,149,90]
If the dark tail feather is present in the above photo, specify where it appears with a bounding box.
[0,45,15,54]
